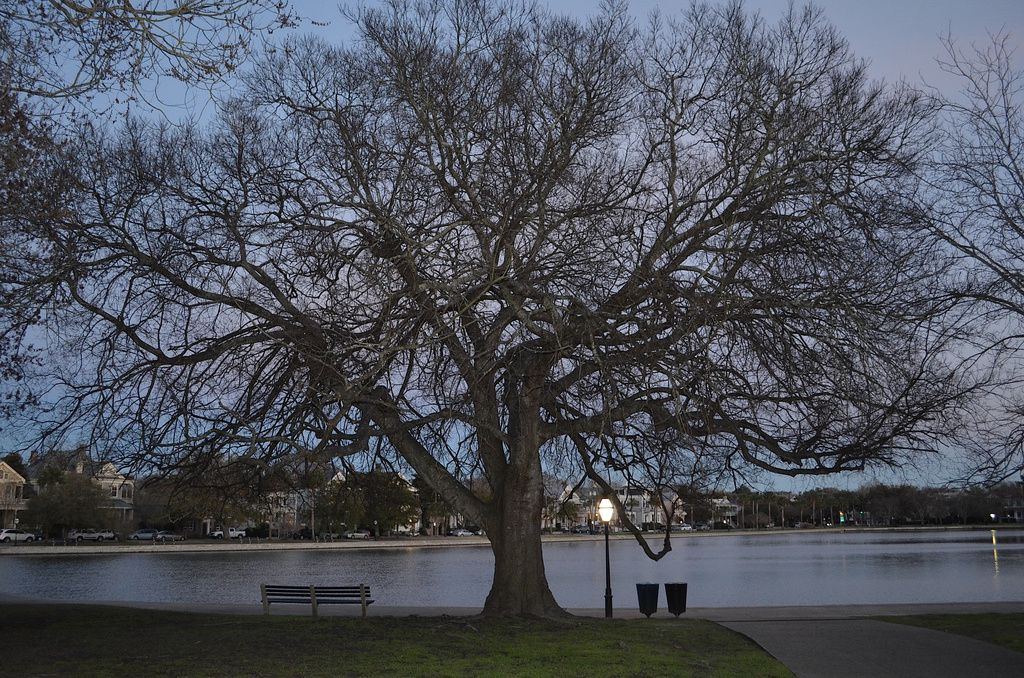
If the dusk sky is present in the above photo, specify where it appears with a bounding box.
[149,1,1024,124]
[292,0,1024,91]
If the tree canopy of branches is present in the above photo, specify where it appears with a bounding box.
[0,0,296,104]
[935,32,1024,483]
[3,0,964,616]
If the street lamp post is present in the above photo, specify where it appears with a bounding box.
[598,497,615,618]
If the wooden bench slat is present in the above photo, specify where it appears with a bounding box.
[261,583,374,617]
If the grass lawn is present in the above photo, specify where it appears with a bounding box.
[0,604,795,678]
[879,613,1024,654]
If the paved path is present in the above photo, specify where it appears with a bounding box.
[681,604,1024,678]
[693,604,1023,678]
[721,618,1021,678]
[3,594,1022,677]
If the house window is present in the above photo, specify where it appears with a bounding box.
[121,486,133,500]
[110,486,118,497]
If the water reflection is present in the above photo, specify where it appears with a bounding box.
[1,529,1022,610]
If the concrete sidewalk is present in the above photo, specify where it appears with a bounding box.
[3,594,1022,677]
[685,603,1024,678]
[719,618,1022,678]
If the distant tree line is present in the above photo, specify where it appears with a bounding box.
[685,482,1024,529]
[130,465,422,538]
[12,451,426,539]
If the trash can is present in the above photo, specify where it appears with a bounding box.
[636,582,659,617]
[664,582,688,617]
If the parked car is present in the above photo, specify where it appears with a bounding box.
[27,530,47,541]
[292,528,312,539]
[209,526,245,538]
[671,524,693,532]
[97,529,117,541]
[68,528,104,542]
[447,528,473,537]
[343,530,369,539]
[570,525,590,534]
[694,523,710,532]
[128,528,159,540]
[0,528,34,543]
[155,530,186,542]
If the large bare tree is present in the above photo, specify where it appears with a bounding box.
[4,0,963,616]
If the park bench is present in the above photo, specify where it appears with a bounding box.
[260,584,374,617]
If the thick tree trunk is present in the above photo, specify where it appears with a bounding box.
[481,476,568,617]
[480,418,568,617]
[371,379,568,616]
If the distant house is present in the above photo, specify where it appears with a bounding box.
[1007,490,1024,524]
[25,445,136,522]
[0,460,28,528]
[711,497,740,526]
[92,461,136,521]
[262,488,304,539]
[558,481,673,531]
[615,485,671,528]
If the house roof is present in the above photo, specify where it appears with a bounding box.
[0,460,26,484]
[25,445,131,482]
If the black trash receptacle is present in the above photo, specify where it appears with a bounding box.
[664,582,688,617]
[636,582,659,617]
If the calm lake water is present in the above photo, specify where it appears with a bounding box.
[1,529,1022,610]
